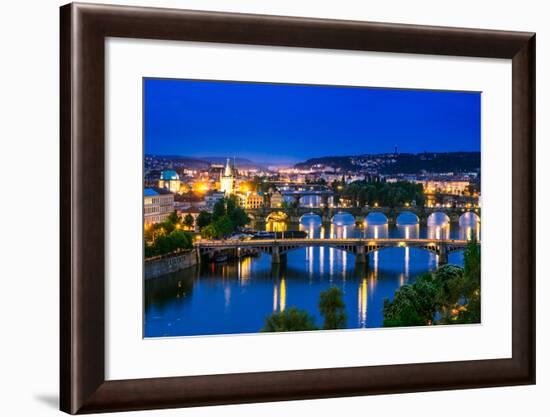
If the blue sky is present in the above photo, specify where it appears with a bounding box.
[144,78,480,164]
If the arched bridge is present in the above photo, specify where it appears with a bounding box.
[247,206,480,226]
[196,238,470,266]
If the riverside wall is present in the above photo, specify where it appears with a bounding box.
[144,249,197,280]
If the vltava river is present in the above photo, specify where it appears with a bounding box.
[144,211,480,337]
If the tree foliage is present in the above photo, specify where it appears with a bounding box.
[336,180,425,208]
[183,213,195,229]
[383,241,481,327]
[261,286,350,332]
[261,307,318,332]
[383,280,431,327]
[319,287,347,329]
[196,211,212,229]
[200,224,217,240]
[144,229,193,258]
[198,197,250,239]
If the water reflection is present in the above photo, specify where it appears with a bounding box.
[144,212,477,337]
[459,212,481,241]
[358,278,367,328]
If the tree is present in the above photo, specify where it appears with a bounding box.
[158,219,176,235]
[434,264,465,309]
[144,229,193,258]
[168,230,192,250]
[200,224,217,240]
[319,287,347,329]
[463,240,481,297]
[456,240,481,324]
[166,210,180,225]
[230,207,250,229]
[212,198,226,220]
[213,215,234,238]
[455,292,480,324]
[409,273,439,323]
[226,196,250,228]
[196,211,212,230]
[383,285,426,327]
[261,307,318,332]
[383,241,481,327]
[334,180,426,208]
[383,273,439,327]
[183,214,195,229]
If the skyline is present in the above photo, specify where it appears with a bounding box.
[144,78,481,164]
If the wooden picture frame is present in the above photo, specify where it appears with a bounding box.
[60,2,535,414]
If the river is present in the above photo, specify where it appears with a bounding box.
[144,210,480,337]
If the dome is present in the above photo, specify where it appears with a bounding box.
[160,170,179,181]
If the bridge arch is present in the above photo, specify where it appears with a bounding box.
[267,241,467,259]
[365,212,388,225]
[459,211,481,241]
[196,238,470,267]
[396,211,419,225]
[459,211,480,225]
[427,211,450,225]
[299,212,322,224]
[266,211,289,222]
[266,211,289,232]
[331,211,355,225]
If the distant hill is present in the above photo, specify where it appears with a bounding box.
[146,155,210,169]
[145,155,265,170]
[295,152,480,174]
[200,157,260,169]
[380,152,480,174]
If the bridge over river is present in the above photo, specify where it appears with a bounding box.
[196,238,470,267]
[246,206,481,226]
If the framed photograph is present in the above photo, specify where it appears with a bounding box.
[60,2,535,414]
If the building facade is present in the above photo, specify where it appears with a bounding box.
[240,192,264,209]
[144,187,175,225]
[158,169,180,194]
[417,180,470,195]
[204,191,226,209]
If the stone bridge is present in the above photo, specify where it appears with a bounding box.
[246,206,480,226]
[279,190,334,206]
[196,238,470,266]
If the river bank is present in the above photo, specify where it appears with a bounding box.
[144,249,198,280]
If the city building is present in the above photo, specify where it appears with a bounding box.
[144,187,174,225]
[158,169,180,193]
[204,190,225,209]
[417,179,470,195]
[240,192,264,209]
[219,158,236,195]
[270,191,283,208]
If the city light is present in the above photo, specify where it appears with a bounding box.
[193,181,210,193]
[238,183,251,193]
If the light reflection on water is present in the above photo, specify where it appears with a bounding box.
[144,212,480,337]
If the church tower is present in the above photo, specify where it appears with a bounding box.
[220,158,235,195]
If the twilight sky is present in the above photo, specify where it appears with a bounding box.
[144,78,480,164]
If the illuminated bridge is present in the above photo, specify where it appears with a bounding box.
[195,238,471,266]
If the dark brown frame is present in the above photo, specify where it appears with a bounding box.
[60,2,536,414]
